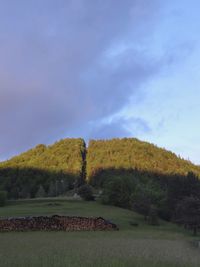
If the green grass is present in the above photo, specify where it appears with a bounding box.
[0,199,199,267]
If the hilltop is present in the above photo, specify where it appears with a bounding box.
[87,138,200,182]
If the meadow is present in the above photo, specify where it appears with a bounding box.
[0,199,199,267]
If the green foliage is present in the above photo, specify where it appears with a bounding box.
[35,185,46,198]
[161,172,200,220]
[0,191,7,206]
[147,206,159,226]
[175,196,200,235]
[77,184,94,201]
[87,138,200,183]
[101,175,136,208]
[1,136,200,225]
[87,138,200,221]
[130,180,165,222]
[131,189,151,220]
[47,180,70,197]
[0,138,86,199]
[19,185,31,199]
[48,181,56,197]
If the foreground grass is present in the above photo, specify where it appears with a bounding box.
[0,199,199,267]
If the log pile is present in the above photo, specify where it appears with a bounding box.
[0,215,118,232]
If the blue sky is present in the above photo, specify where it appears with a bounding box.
[0,0,200,164]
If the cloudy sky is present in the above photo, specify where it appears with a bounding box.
[0,0,200,164]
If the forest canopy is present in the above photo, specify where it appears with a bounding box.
[0,138,86,198]
[86,138,200,182]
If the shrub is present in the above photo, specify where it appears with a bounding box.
[78,184,94,201]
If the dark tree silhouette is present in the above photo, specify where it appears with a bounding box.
[175,196,200,235]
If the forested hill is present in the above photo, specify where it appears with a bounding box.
[0,138,86,198]
[87,138,200,181]
[0,138,85,174]
[0,137,200,199]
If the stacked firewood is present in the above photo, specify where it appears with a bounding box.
[0,215,118,232]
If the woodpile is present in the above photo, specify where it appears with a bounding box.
[0,215,118,232]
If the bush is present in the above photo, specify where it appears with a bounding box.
[0,191,7,206]
[78,184,94,201]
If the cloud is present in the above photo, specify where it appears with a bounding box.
[0,0,162,159]
[85,116,151,140]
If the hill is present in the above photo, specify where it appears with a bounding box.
[87,138,200,182]
[1,137,200,203]
[0,138,86,198]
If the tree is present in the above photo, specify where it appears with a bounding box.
[19,185,31,199]
[131,181,165,222]
[55,179,69,196]
[35,185,46,198]
[148,205,159,226]
[78,184,94,201]
[131,191,151,221]
[0,191,7,206]
[100,176,135,208]
[48,181,56,197]
[87,138,200,184]
[175,196,200,235]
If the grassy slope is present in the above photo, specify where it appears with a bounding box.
[0,199,199,267]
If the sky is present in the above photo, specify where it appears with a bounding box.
[0,0,200,165]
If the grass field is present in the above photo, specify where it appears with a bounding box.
[0,199,199,267]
